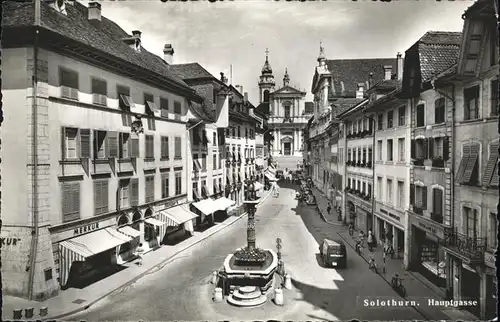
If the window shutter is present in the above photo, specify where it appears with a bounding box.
[483,142,499,186]
[93,130,98,159]
[456,145,471,182]
[443,137,450,161]
[410,183,415,205]
[102,180,108,212]
[411,139,415,159]
[61,126,66,160]
[130,178,139,206]
[422,186,428,209]
[428,138,434,159]
[130,137,140,158]
[175,137,182,158]
[80,129,91,158]
[61,183,71,216]
[94,181,101,213]
[462,144,480,184]
[423,138,428,159]
[107,131,118,158]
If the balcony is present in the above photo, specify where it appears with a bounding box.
[443,229,487,263]
[430,212,443,224]
[413,206,424,215]
[413,158,424,166]
[432,157,445,168]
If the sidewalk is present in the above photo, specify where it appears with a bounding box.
[309,188,478,321]
[311,187,343,226]
[3,187,274,321]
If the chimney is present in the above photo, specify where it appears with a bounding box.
[356,83,365,99]
[235,85,243,94]
[220,72,228,84]
[368,72,374,89]
[163,44,174,64]
[397,53,403,80]
[88,2,101,21]
[132,30,142,39]
[384,65,392,80]
[244,92,248,103]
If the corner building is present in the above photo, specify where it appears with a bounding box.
[2,0,201,300]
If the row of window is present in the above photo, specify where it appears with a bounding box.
[225,126,256,140]
[62,127,182,160]
[346,178,372,199]
[377,177,406,209]
[192,177,224,200]
[59,67,183,119]
[377,105,407,130]
[61,172,183,223]
[347,145,373,166]
[377,138,406,162]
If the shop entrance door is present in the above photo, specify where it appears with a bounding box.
[461,266,481,317]
[284,142,291,155]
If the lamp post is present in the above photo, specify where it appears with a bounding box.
[246,179,257,251]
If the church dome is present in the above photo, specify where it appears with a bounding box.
[261,48,273,75]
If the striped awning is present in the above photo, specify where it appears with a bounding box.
[163,205,198,226]
[212,197,236,211]
[253,181,264,191]
[265,171,278,182]
[59,227,132,286]
[118,226,141,238]
[147,215,169,242]
[192,198,218,215]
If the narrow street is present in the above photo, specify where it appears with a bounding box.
[69,183,426,321]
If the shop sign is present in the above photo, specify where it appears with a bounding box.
[413,215,445,239]
[484,251,496,269]
[74,222,100,236]
[0,237,21,247]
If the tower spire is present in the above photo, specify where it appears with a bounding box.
[317,41,326,65]
[283,68,290,86]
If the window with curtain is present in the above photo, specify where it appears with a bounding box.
[465,207,478,238]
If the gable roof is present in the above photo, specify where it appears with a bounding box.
[414,31,462,82]
[169,63,215,80]
[325,58,397,97]
[271,85,306,95]
[2,1,194,94]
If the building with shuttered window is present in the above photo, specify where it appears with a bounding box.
[428,1,498,318]
[400,30,463,300]
[1,0,204,300]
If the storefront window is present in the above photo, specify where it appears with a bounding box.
[419,238,446,286]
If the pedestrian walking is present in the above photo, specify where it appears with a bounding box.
[326,203,332,216]
[381,227,386,244]
[358,230,365,247]
[367,229,374,252]
[135,243,145,266]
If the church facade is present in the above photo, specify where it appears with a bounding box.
[256,50,311,160]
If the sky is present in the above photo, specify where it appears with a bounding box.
[86,0,473,103]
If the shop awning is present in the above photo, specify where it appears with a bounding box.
[192,198,218,215]
[144,217,167,227]
[212,197,236,211]
[254,181,264,191]
[118,226,141,239]
[163,205,198,226]
[58,227,133,286]
[265,172,278,182]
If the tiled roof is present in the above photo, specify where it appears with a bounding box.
[169,63,215,80]
[333,98,366,116]
[326,58,397,97]
[462,0,494,19]
[2,1,191,90]
[415,31,462,82]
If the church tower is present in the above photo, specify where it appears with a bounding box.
[258,48,275,103]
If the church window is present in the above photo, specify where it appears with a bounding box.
[284,106,291,118]
[263,90,270,103]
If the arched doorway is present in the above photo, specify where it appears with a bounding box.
[131,210,142,231]
[117,213,131,255]
[117,213,130,227]
[263,90,270,102]
[144,207,153,218]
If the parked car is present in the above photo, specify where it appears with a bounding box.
[319,239,347,268]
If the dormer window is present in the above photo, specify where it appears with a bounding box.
[50,0,67,15]
[117,85,134,111]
